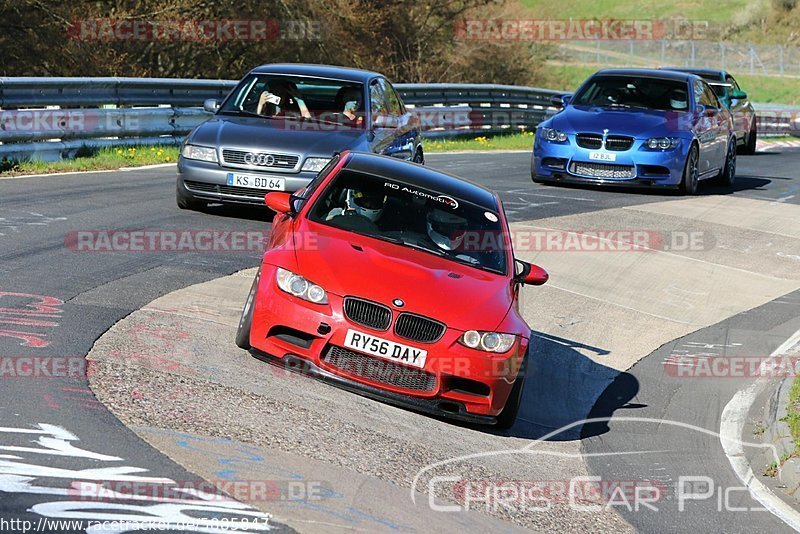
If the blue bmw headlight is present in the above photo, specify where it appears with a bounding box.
[644,137,680,150]
[540,127,568,143]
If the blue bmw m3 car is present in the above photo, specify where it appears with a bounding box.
[532,69,736,194]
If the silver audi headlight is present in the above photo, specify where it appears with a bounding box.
[459,330,516,353]
[276,268,328,304]
[301,157,331,172]
[181,144,219,162]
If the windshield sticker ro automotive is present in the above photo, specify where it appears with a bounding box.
[383,182,459,209]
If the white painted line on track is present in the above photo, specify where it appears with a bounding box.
[0,169,115,180]
[0,163,175,180]
[508,223,799,282]
[120,163,176,171]
[505,188,597,202]
[544,283,697,325]
[720,327,800,532]
[426,149,530,155]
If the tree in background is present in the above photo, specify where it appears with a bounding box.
[0,0,550,85]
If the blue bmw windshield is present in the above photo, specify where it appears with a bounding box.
[572,76,690,112]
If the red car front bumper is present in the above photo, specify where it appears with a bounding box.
[249,264,527,423]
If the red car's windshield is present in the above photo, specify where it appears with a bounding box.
[308,170,508,275]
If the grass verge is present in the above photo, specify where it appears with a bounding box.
[424,132,535,153]
[1,145,179,177]
[519,0,751,23]
[782,376,800,455]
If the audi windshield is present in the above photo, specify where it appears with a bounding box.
[219,74,365,127]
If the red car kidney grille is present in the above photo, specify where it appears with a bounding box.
[394,313,446,343]
[344,297,392,331]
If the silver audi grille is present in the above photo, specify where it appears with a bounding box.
[394,313,446,344]
[343,297,392,331]
[222,149,299,170]
[323,345,437,392]
[569,161,635,179]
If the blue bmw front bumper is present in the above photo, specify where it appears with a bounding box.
[531,134,689,189]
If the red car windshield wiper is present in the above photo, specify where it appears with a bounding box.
[363,233,446,256]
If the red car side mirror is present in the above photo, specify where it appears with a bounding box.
[265,192,293,214]
[515,260,548,286]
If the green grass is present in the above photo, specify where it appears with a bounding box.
[538,64,800,105]
[423,131,535,152]
[1,145,179,176]
[733,74,800,105]
[519,0,756,23]
[783,376,800,455]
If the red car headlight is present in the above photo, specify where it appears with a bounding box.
[276,267,328,304]
[459,330,516,353]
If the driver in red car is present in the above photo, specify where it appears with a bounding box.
[427,207,502,269]
[325,190,387,223]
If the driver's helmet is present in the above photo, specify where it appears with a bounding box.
[670,89,688,110]
[427,208,468,251]
[346,190,386,222]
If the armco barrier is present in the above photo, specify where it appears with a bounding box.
[0,77,795,162]
[0,78,562,161]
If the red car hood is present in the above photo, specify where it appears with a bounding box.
[292,221,514,332]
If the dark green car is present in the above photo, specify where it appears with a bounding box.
[661,68,757,154]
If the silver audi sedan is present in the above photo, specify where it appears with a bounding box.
[177,63,422,210]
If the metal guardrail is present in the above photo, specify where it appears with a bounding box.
[0,77,796,162]
[0,78,563,161]
[0,77,237,108]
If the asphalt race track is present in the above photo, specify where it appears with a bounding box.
[1,146,800,532]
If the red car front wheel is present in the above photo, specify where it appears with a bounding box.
[235,269,261,350]
[495,351,528,429]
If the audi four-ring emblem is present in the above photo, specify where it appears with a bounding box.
[244,153,276,166]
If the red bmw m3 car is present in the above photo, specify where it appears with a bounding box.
[235,151,548,428]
